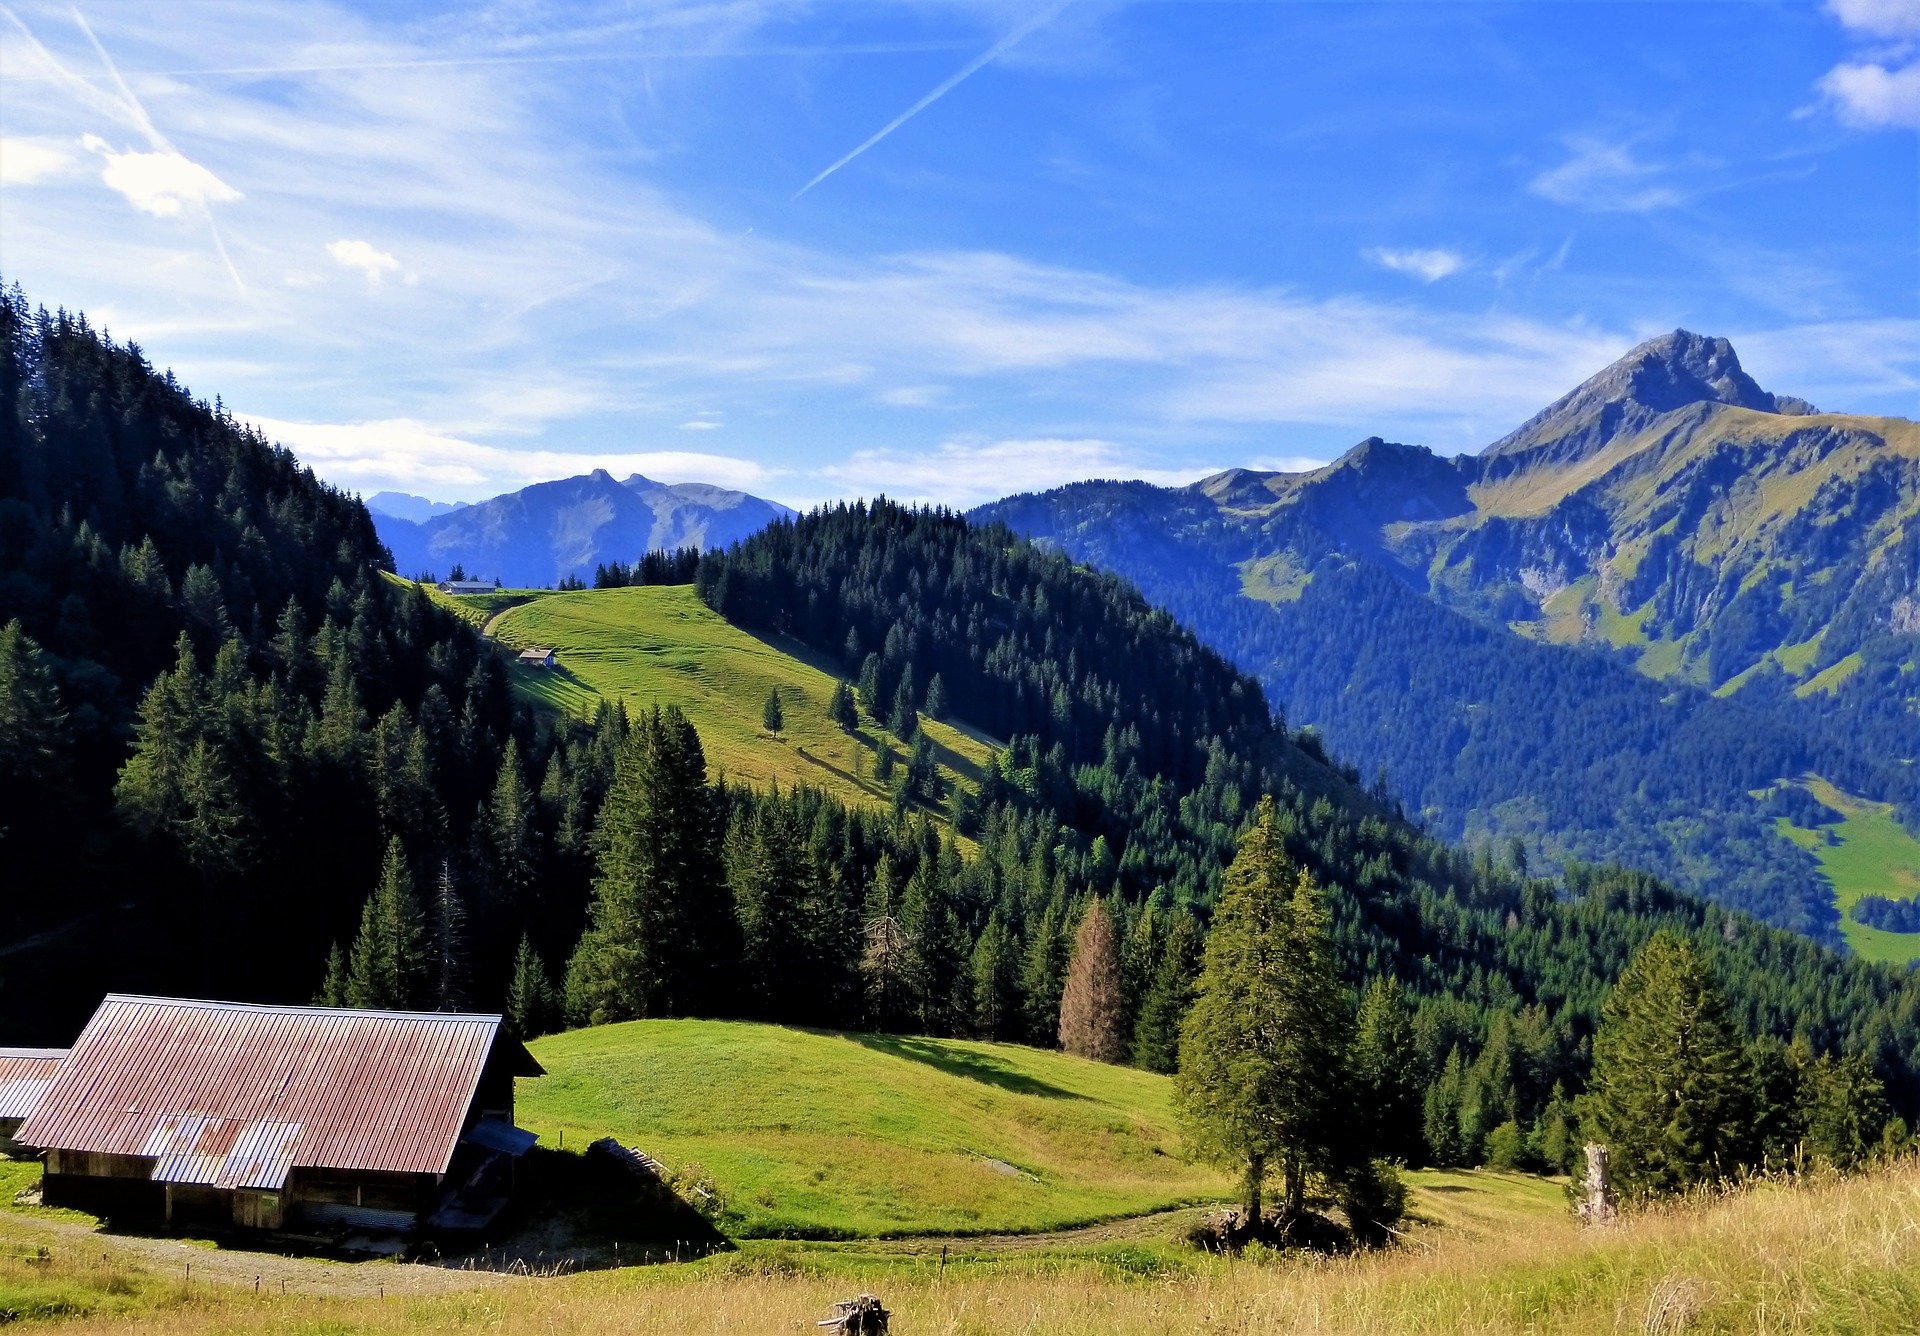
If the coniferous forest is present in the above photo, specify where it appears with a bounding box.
[2,286,1917,1181]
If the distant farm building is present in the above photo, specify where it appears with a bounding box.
[438,578,497,594]
[16,996,542,1236]
[516,647,557,669]
[0,1048,66,1157]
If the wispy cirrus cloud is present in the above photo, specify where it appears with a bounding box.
[0,134,73,185]
[1364,247,1466,282]
[1528,137,1694,213]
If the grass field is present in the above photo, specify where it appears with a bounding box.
[1773,776,1920,964]
[519,1020,1229,1239]
[8,1156,1918,1332]
[478,586,997,826]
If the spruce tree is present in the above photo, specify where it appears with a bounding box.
[1352,977,1425,1165]
[344,837,427,1009]
[1020,900,1070,1045]
[1058,898,1128,1062]
[1583,932,1750,1200]
[1132,911,1201,1073]
[1175,796,1350,1225]
[762,687,783,732]
[506,934,558,1039]
[1423,1047,1467,1167]
[969,912,1023,1041]
[429,860,468,1011]
[828,679,858,731]
[924,672,949,720]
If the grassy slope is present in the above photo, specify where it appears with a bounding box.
[1775,777,1920,964]
[519,1019,1228,1239]
[480,585,997,824]
[13,1157,1920,1332]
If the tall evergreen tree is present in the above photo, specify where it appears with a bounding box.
[1132,911,1201,1074]
[506,933,559,1039]
[342,836,427,1009]
[828,679,859,731]
[762,687,783,732]
[1058,898,1128,1062]
[1583,932,1751,1200]
[1176,797,1350,1224]
[1352,977,1426,1165]
[969,912,1024,1041]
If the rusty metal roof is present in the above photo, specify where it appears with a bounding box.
[16,997,540,1182]
[0,1048,66,1121]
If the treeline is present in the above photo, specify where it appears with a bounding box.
[592,548,701,589]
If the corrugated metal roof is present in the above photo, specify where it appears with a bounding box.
[17,997,537,1180]
[0,1048,66,1121]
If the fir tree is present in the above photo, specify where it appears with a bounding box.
[924,672,949,720]
[828,679,859,731]
[429,860,468,1011]
[969,912,1023,1041]
[1583,932,1750,1200]
[1132,911,1201,1074]
[343,836,427,1009]
[1058,898,1128,1062]
[1352,977,1425,1165]
[762,687,783,732]
[506,934,558,1039]
[1176,797,1350,1225]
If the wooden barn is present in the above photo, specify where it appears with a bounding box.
[516,646,558,669]
[15,996,542,1236]
[0,1049,66,1157]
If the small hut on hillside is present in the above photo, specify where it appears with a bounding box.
[516,647,558,669]
[16,996,542,1236]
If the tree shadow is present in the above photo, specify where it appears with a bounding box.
[848,1032,1087,1102]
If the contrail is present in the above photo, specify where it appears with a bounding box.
[68,6,248,297]
[793,2,1068,200]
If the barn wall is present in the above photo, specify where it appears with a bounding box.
[43,1151,165,1219]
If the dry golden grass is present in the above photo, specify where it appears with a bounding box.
[27,1160,1920,1333]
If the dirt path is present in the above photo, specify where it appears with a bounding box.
[1,1211,518,1298]
[853,1205,1214,1257]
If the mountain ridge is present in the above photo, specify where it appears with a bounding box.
[377,468,794,586]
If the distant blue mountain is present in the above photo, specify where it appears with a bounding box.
[365,491,463,524]
[376,470,794,586]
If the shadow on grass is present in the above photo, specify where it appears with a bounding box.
[850,1032,1087,1102]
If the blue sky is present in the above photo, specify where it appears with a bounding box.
[1,0,1914,508]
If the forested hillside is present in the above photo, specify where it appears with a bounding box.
[976,332,1919,947]
[3,290,1918,1176]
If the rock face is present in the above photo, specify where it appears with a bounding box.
[377,470,793,586]
[1479,329,1813,477]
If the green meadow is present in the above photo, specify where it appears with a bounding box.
[519,1019,1228,1240]
[448,584,996,825]
[1774,776,1920,964]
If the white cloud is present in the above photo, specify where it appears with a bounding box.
[82,136,240,217]
[1364,247,1466,282]
[0,136,72,185]
[820,437,1218,509]
[1246,454,1333,474]
[243,414,777,500]
[1826,0,1920,39]
[1528,138,1687,213]
[325,238,406,284]
[1818,59,1920,128]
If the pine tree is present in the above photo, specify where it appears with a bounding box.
[429,861,468,1011]
[762,687,783,732]
[318,942,350,1006]
[1175,797,1350,1225]
[828,679,858,731]
[566,707,724,1024]
[489,737,537,913]
[1058,898,1128,1062]
[861,851,917,1030]
[888,665,918,739]
[1020,900,1070,1045]
[1352,977,1425,1165]
[1132,911,1201,1073]
[506,934,558,1039]
[1423,1046,1467,1168]
[343,837,427,1009]
[1583,932,1750,1200]
[924,672,949,720]
[969,912,1023,1040]
[901,857,965,1034]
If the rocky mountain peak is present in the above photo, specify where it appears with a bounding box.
[1480,330,1812,472]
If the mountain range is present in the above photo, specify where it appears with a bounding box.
[975,331,1919,943]
[374,470,794,586]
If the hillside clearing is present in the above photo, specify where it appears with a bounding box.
[480,586,996,825]
[1774,776,1920,964]
[519,1020,1228,1240]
